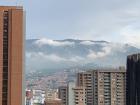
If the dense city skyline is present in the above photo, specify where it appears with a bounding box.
[0,1,140,105]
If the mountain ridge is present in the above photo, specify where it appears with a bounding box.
[26,38,140,73]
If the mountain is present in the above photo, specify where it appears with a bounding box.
[26,38,140,73]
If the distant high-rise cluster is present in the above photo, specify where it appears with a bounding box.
[58,67,126,105]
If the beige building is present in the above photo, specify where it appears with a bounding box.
[58,67,126,105]
[0,6,24,105]
[46,89,58,101]
[77,72,93,105]
[73,86,86,105]
[92,68,126,105]
[77,67,126,105]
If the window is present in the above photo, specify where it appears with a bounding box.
[3,73,8,79]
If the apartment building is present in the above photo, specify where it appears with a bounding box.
[58,86,68,105]
[77,72,93,105]
[73,86,86,105]
[77,67,126,105]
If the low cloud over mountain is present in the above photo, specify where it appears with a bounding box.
[26,38,140,72]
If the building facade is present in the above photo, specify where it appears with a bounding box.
[73,86,86,105]
[127,54,140,105]
[77,72,93,105]
[58,82,86,105]
[26,90,33,105]
[77,67,126,105]
[68,82,75,105]
[58,86,68,105]
[0,6,24,105]
[92,68,126,105]
[44,100,62,105]
[32,90,45,105]
[46,89,58,101]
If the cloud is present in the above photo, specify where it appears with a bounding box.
[26,38,140,72]
[87,46,111,59]
[68,56,84,62]
[27,40,128,66]
[80,41,95,45]
[26,52,84,63]
[34,38,74,47]
[26,52,66,62]
[23,0,140,51]
[120,25,140,48]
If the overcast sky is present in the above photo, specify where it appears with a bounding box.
[1,0,140,47]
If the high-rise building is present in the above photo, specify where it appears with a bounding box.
[68,82,75,105]
[77,67,126,105]
[92,68,126,105]
[77,72,93,105]
[58,86,68,105]
[46,89,59,101]
[72,86,86,105]
[0,6,24,105]
[58,82,86,105]
[126,54,140,105]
